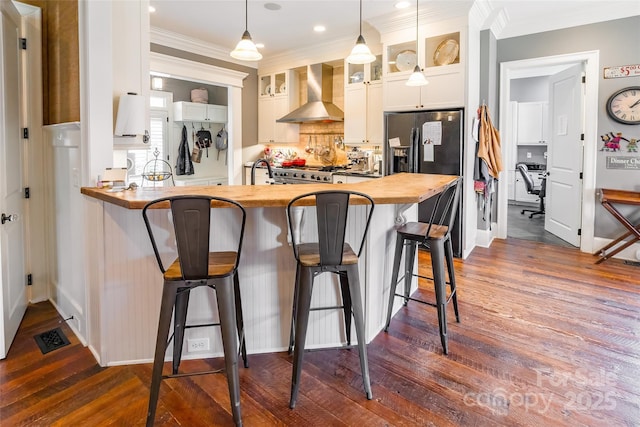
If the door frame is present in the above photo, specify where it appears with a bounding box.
[1,0,45,358]
[497,51,599,253]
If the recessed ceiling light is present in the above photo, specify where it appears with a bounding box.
[313,25,326,33]
[255,43,265,49]
[264,2,281,11]
[394,1,411,9]
[149,5,156,13]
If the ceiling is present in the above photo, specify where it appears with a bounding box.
[149,1,639,60]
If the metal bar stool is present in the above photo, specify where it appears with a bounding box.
[287,190,375,408]
[142,195,248,426]
[384,177,462,354]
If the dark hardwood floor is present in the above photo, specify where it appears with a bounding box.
[1,238,639,426]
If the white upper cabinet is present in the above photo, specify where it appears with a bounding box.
[258,70,300,143]
[516,102,549,145]
[382,30,464,111]
[173,101,227,123]
[344,55,383,145]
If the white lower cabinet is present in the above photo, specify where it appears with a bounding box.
[332,175,376,184]
[174,176,228,186]
[244,167,272,185]
[507,170,516,200]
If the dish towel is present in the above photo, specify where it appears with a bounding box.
[175,125,194,175]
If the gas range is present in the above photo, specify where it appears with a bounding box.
[271,166,343,184]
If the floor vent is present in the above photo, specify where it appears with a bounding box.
[34,327,70,354]
[623,260,640,267]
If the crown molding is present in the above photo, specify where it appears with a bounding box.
[469,0,493,30]
[369,2,472,35]
[150,27,258,69]
[149,52,248,87]
[489,9,509,38]
[257,28,382,74]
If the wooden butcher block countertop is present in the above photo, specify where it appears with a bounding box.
[81,173,458,210]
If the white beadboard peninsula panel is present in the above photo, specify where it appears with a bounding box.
[97,199,415,365]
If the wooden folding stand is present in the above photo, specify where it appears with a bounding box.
[594,188,640,264]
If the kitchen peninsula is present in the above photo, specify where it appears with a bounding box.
[81,173,456,366]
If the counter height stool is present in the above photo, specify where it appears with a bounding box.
[142,195,248,427]
[287,190,375,408]
[384,177,462,354]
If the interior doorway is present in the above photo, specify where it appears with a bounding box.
[497,51,599,254]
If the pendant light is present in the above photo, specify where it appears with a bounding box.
[347,0,376,64]
[230,0,262,61]
[406,0,428,86]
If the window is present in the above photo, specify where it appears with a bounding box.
[127,91,172,186]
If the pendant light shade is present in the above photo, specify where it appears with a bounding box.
[347,0,375,64]
[231,0,262,61]
[406,0,428,86]
[406,65,429,86]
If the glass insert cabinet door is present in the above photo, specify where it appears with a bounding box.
[346,55,382,86]
[260,72,288,97]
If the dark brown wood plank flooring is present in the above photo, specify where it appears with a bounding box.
[1,238,639,426]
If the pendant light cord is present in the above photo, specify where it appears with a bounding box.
[245,0,248,31]
[359,0,363,35]
[416,0,419,55]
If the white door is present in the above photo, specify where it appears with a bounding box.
[1,0,27,359]
[545,63,584,246]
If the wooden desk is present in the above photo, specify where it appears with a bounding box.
[594,188,640,264]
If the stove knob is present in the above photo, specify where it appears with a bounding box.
[324,176,330,181]
[310,175,315,180]
[316,176,322,181]
[301,174,307,179]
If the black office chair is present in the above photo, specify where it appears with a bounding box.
[516,163,546,218]
[384,177,462,355]
[142,195,248,427]
[287,190,375,408]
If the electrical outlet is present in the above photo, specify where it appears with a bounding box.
[526,152,532,159]
[187,338,210,352]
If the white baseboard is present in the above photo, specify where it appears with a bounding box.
[593,237,640,262]
[476,224,497,248]
[48,297,87,347]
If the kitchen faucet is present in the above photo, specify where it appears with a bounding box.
[250,158,273,185]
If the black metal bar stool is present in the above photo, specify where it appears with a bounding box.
[142,195,248,426]
[384,177,462,354]
[287,190,375,408]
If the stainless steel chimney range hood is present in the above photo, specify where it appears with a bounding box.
[277,63,344,123]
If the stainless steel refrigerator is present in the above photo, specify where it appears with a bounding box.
[384,109,464,257]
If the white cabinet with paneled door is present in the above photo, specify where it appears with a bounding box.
[383,68,464,111]
[333,175,376,184]
[344,55,383,146]
[258,70,299,143]
[174,177,228,186]
[516,102,548,145]
[173,101,227,123]
[507,170,516,200]
[244,166,272,185]
[382,30,464,111]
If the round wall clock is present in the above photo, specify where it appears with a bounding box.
[606,86,640,125]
